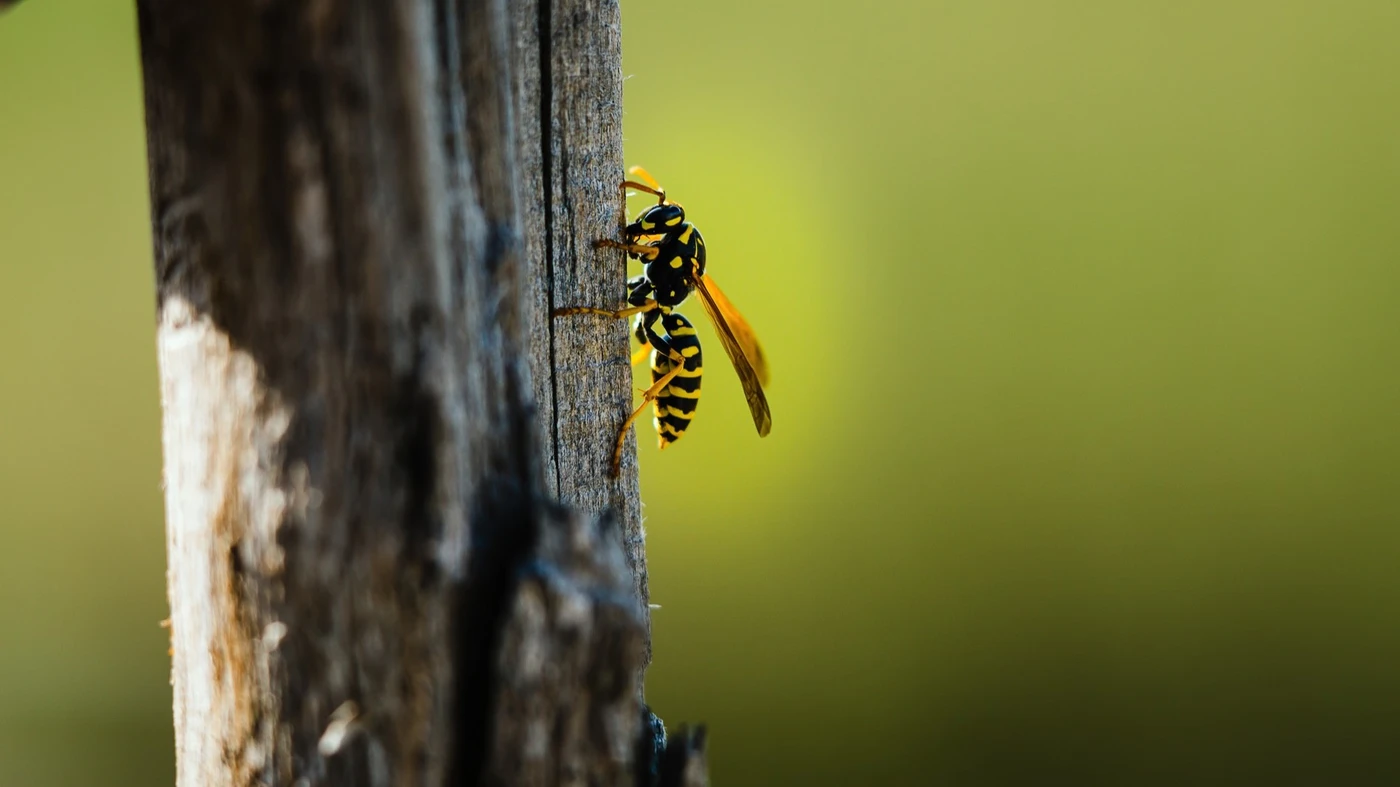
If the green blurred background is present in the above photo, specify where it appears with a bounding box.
[3,0,1399,784]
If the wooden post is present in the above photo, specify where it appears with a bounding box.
[137,0,704,784]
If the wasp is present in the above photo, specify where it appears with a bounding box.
[553,166,772,476]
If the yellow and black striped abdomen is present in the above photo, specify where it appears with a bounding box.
[651,312,702,448]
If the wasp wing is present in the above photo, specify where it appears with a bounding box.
[692,271,772,437]
[699,273,770,387]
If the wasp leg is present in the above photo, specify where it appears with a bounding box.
[629,293,662,366]
[610,349,687,477]
[626,275,655,304]
[555,275,659,319]
[552,300,657,320]
[593,238,660,260]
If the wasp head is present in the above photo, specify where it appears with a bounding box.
[626,202,686,239]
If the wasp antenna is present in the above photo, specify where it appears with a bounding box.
[628,165,663,192]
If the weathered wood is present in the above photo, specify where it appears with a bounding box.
[140,0,504,781]
[511,0,650,632]
[483,505,645,786]
[137,0,685,783]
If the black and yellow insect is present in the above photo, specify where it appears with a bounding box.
[553,166,772,476]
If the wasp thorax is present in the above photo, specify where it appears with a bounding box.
[629,203,686,236]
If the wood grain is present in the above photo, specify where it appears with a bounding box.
[511,0,650,632]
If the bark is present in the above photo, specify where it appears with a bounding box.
[137,0,702,784]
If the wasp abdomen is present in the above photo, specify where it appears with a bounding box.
[651,312,702,448]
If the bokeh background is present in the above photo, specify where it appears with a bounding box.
[3,0,1399,784]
